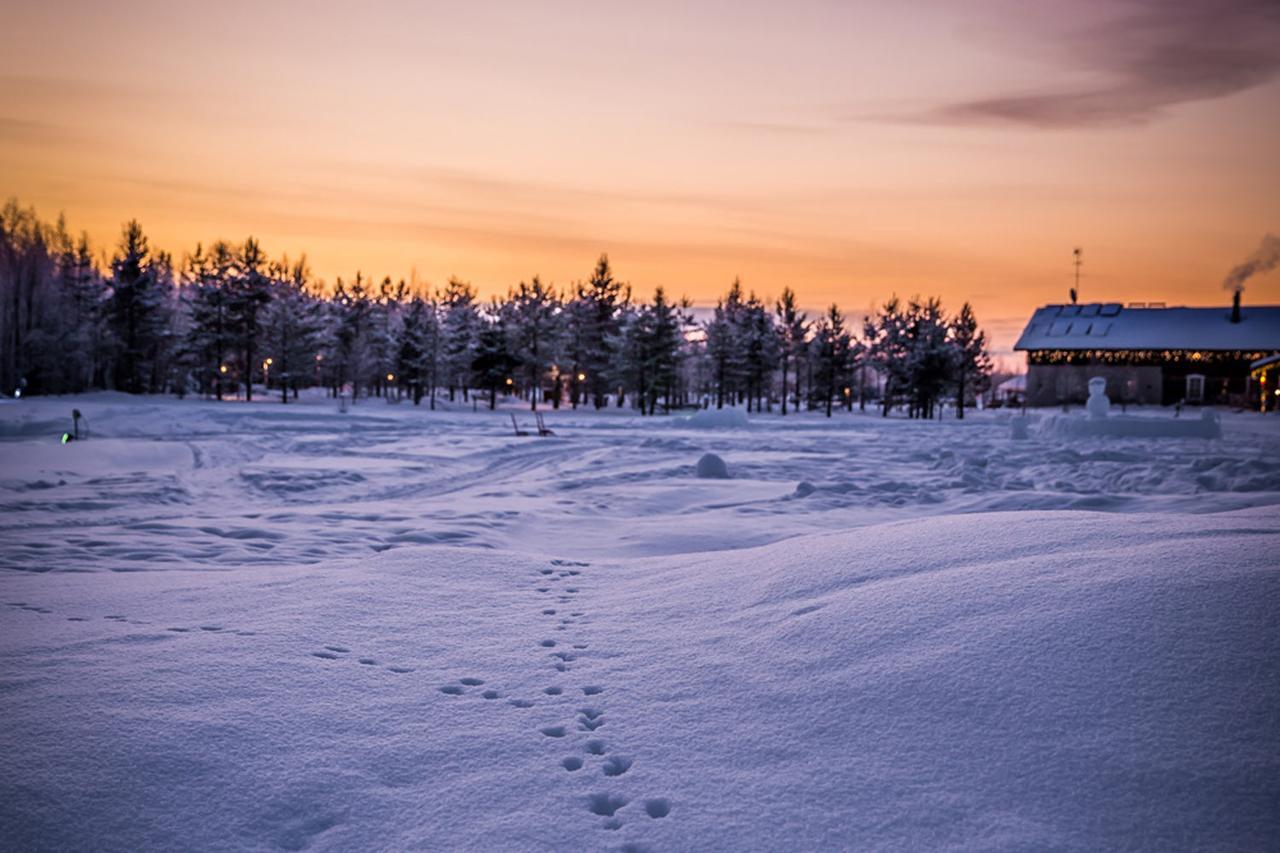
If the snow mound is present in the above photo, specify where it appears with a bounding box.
[1040,410,1221,439]
[695,452,730,479]
[683,407,749,429]
[793,480,817,497]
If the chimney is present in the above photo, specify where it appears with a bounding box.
[1231,290,1241,323]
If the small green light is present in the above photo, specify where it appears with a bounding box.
[61,432,71,444]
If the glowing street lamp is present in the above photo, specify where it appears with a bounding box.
[577,373,586,382]
[219,365,228,374]
[386,373,395,382]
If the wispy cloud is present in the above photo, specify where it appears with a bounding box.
[904,0,1280,128]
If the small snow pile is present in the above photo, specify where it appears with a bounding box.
[1041,409,1221,439]
[683,407,749,429]
[793,481,817,497]
[695,452,730,479]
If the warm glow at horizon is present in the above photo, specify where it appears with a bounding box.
[4,0,1279,365]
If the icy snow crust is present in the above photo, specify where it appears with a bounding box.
[1,394,1279,851]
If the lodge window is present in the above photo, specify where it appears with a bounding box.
[1186,374,1204,403]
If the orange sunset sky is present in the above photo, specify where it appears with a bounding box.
[3,0,1279,360]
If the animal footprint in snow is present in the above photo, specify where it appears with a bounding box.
[540,639,556,647]
[552,651,575,662]
[358,658,378,665]
[601,755,632,777]
[541,726,567,738]
[584,739,607,755]
[508,698,534,708]
[542,609,556,615]
[481,689,501,700]
[543,686,563,695]
[459,677,484,686]
[644,798,671,818]
[577,708,605,731]
[311,650,340,659]
[587,793,627,817]
[387,666,413,673]
[562,757,584,771]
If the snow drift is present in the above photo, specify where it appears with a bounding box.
[1040,410,1222,439]
[683,408,749,429]
[0,509,1276,850]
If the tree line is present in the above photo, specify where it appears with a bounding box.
[0,201,992,417]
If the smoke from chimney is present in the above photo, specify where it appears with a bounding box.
[1223,234,1280,323]
[1223,234,1280,293]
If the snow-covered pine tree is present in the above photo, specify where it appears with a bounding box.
[369,276,407,398]
[704,279,747,409]
[950,301,991,419]
[507,276,562,410]
[227,238,271,401]
[904,297,954,419]
[645,287,685,414]
[864,297,909,417]
[106,221,171,394]
[397,294,443,407]
[470,300,519,410]
[441,277,479,402]
[183,242,233,398]
[774,288,808,416]
[741,292,778,413]
[810,304,851,417]
[575,255,629,409]
[263,256,323,403]
[612,289,684,416]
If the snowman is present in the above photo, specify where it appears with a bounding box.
[1086,376,1111,419]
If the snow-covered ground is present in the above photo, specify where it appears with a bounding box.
[2,393,1278,851]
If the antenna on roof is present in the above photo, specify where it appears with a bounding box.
[1070,247,1082,305]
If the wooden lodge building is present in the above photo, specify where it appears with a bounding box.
[1013,296,1280,408]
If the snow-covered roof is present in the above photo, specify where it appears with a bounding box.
[1014,303,1280,351]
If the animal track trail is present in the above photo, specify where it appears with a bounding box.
[309,644,411,673]
[528,558,674,838]
[439,676,489,695]
[7,601,53,615]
